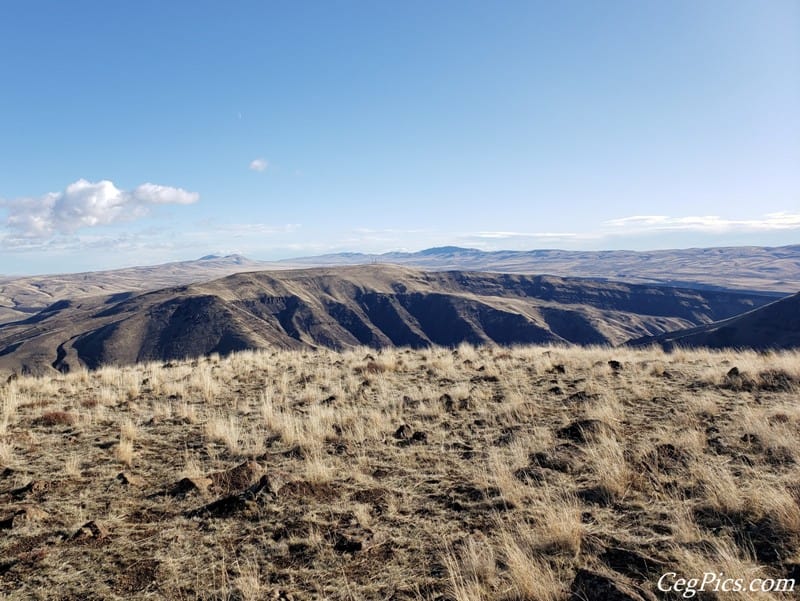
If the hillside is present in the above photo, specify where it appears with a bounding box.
[0,255,281,325]
[1,345,798,599]
[2,243,795,326]
[630,292,800,351]
[0,265,778,375]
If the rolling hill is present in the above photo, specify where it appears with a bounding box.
[0,265,779,375]
[0,254,281,325]
[629,292,800,351]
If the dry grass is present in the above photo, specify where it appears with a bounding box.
[0,345,799,600]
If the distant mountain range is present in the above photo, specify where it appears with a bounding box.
[281,244,800,293]
[0,265,780,375]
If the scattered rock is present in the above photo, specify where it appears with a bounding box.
[112,558,159,594]
[11,506,48,525]
[446,441,475,460]
[513,466,546,484]
[278,445,306,459]
[332,534,362,554]
[470,374,499,383]
[402,395,420,409]
[721,367,757,391]
[493,427,517,446]
[740,433,761,446]
[784,563,800,583]
[529,446,582,474]
[72,520,109,541]
[600,547,665,579]
[449,484,487,503]
[694,506,798,563]
[185,475,274,518]
[565,391,599,403]
[208,461,262,495]
[116,472,146,487]
[350,488,390,514]
[768,412,791,425]
[281,541,316,568]
[33,411,77,427]
[758,369,797,392]
[439,393,454,411]
[277,480,337,502]
[578,485,618,507]
[569,568,657,601]
[393,424,413,440]
[557,419,615,443]
[397,428,427,447]
[411,430,427,443]
[9,479,53,501]
[766,446,795,466]
[0,558,18,574]
[642,443,691,475]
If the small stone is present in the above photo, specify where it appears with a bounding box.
[393,424,413,440]
[209,461,262,495]
[117,472,146,487]
[72,520,109,540]
[557,419,615,443]
[570,568,657,601]
[14,506,49,524]
[333,534,362,554]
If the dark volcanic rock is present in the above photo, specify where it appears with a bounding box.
[569,568,657,601]
[599,547,665,580]
[185,475,274,518]
[557,419,615,443]
[208,461,262,495]
[393,424,413,439]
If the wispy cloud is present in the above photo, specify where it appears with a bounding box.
[605,212,800,232]
[249,158,269,172]
[1,179,199,239]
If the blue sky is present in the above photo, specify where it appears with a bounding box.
[1,0,798,274]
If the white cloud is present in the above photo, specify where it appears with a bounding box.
[130,183,198,205]
[249,158,269,172]
[605,212,800,232]
[1,179,199,238]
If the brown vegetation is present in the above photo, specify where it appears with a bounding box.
[0,344,798,599]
